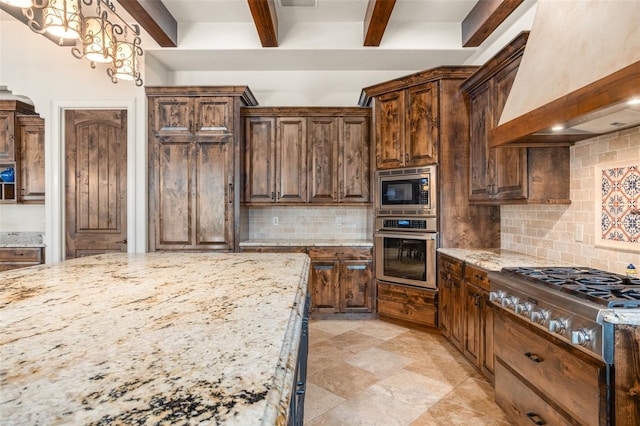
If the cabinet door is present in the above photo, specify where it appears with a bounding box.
[492,61,527,201]
[450,275,464,350]
[463,282,482,367]
[468,84,493,202]
[375,91,404,170]
[339,116,369,203]
[308,117,338,203]
[195,137,234,250]
[155,136,193,249]
[405,82,438,166]
[310,261,340,314]
[17,116,45,203]
[438,267,453,338]
[277,117,307,202]
[0,111,15,161]
[152,97,193,134]
[244,117,277,203]
[194,97,233,135]
[481,297,495,381]
[340,260,372,313]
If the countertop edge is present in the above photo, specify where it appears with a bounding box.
[240,240,373,248]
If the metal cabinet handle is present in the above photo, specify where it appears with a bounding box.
[116,239,127,244]
[271,191,275,201]
[526,412,545,425]
[228,183,233,204]
[524,352,543,363]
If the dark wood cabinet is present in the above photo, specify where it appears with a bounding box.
[242,107,371,206]
[438,254,464,349]
[0,109,16,162]
[377,281,438,328]
[373,82,438,170]
[0,247,45,271]
[462,32,570,205]
[147,86,257,252]
[17,115,45,203]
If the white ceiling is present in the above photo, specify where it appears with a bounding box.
[147,0,534,73]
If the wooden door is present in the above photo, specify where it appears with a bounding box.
[17,116,45,203]
[0,111,15,161]
[468,84,493,201]
[375,91,404,170]
[340,260,372,313]
[276,117,307,203]
[405,82,438,166]
[244,117,277,203]
[194,97,233,135]
[339,116,369,203]
[310,261,340,314]
[492,60,527,201]
[308,117,338,203]
[194,136,233,250]
[152,97,193,134]
[65,109,127,258]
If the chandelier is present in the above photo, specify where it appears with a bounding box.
[2,0,143,86]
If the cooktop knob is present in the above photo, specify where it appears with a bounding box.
[530,309,548,325]
[548,318,567,334]
[501,296,517,310]
[489,290,505,302]
[571,328,592,347]
[514,302,531,317]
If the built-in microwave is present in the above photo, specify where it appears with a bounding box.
[376,166,437,216]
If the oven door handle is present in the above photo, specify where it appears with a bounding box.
[374,232,438,240]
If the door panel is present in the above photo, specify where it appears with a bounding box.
[65,109,127,259]
[339,116,369,202]
[375,91,404,170]
[195,97,233,134]
[158,137,192,247]
[405,82,438,166]
[308,117,338,203]
[153,97,192,134]
[244,117,276,203]
[277,117,307,202]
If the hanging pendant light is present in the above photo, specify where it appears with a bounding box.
[82,15,113,63]
[110,38,142,85]
[0,0,33,7]
[43,0,82,40]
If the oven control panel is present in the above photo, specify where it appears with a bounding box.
[375,217,437,232]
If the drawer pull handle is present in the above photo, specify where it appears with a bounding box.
[524,352,543,363]
[347,265,367,270]
[526,412,545,425]
[474,274,484,281]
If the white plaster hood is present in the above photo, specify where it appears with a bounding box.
[489,0,640,147]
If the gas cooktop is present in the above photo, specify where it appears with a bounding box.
[501,266,640,309]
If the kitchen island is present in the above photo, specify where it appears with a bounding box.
[0,252,310,425]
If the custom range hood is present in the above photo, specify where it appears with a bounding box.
[489,0,640,147]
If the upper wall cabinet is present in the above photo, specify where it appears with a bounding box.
[371,81,438,170]
[0,100,44,204]
[462,32,570,205]
[146,86,257,252]
[242,107,371,206]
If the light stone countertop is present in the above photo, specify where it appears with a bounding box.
[240,239,373,248]
[437,247,568,271]
[601,311,640,325]
[0,252,310,425]
[0,231,45,247]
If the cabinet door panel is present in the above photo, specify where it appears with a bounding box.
[469,85,493,201]
[463,283,481,366]
[308,117,338,203]
[405,82,438,166]
[245,117,277,203]
[153,97,193,134]
[18,117,45,203]
[158,138,192,247]
[450,276,464,349]
[0,111,15,161]
[277,117,307,202]
[340,261,372,313]
[195,97,233,135]
[482,300,495,380]
[339,117,369,203]
[195,137,233,249]
[375,91,404,170]
[310,261,340,314]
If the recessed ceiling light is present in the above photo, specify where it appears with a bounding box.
[551,125,564,131]
[628,97,640,106]
[279,0,317,7]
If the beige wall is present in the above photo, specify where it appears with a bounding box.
[501,127,640,275]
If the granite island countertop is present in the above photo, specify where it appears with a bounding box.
[240,239,373,248]
[0,252,310,425]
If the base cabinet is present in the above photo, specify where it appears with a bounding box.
[0,247,45,271]
[377,281,438,328]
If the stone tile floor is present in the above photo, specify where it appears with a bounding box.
[304,319,512,425]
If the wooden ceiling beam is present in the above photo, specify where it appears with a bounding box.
[363,0,397,47]
[116,0,178,48]
[247,0,278,48]
[462,0,523,47]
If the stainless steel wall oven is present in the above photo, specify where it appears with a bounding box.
[374,217,438,289]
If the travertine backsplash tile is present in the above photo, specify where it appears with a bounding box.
[501,126,640,275]
[247,206,373,240]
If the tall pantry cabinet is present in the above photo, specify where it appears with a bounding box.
[147,87,258,252]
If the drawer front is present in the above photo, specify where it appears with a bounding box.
[307,247,372,260]
[438,254,462,278]
[0,247,42,262]
[377,282,437,327]
[495,311,605,426]
[464,264,489,290]
[495,360,572,426]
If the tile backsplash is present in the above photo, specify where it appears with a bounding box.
[501,126,640,275]
[246,206,373,240]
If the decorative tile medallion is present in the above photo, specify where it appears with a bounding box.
[597,161,639,252]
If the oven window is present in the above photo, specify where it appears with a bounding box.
[382,236,426,281]
[381,178,430,206]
